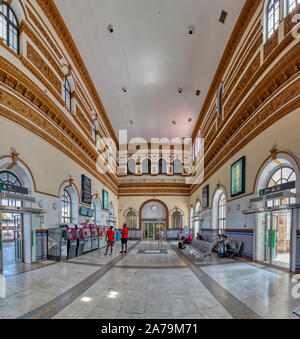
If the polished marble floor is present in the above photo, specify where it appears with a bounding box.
[0,240,299,319]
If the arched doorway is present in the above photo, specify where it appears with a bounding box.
[140,200,168,240]
[254,153,299,270]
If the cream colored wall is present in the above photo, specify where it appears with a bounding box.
[190,106,300,223]
[0,116,119,226]
[118,195,190,228]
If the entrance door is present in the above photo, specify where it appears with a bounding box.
[256,210,291,268]
[1,212,22,267]
[143,223,154,239]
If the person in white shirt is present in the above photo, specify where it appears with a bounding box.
[158,229,164,248]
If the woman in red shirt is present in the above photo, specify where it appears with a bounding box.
[104,226,115,255]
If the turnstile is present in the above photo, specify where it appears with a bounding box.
[48,227,68,261]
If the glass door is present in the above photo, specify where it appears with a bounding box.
[256,210,291,268]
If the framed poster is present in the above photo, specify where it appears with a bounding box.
[202,185,209,209]
[102,189,108,210]
[231,156,246,197]
[81,175,92,205]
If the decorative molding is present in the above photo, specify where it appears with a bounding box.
[26,42,61,93]
[264,30,278,60]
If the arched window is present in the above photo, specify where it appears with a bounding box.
[126,210,137,229]
[61,189,72,223]
[142,158,151,174]
[267,166,296,207]
[0,171,22,207]
[173,159,182,175]
[159,158,166,174]
[172,210,183,228]
[217,83,223,116]
[127,158,136,175]
[218,193,226,232]
[63,78,71,111]
[287,0,299,14]
[0,2,19,54]
[266,0,280,39]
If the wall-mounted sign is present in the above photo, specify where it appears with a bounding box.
[102,190,108,210]
[231,157,246,197]
[260,181,296,196]
[79,206,94,218]
[81,175,92,205]
[202,185,209,209]
[0,182,29,195]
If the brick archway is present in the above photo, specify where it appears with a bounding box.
[139,199,169,229]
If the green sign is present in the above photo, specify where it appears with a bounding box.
[0,182,2,191]
[259,189,265,197]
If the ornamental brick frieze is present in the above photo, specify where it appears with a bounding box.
[20,21,64,79]
[224,53,261,117]
[26,42,61,94]
[0,57,97,162]
[203,79,300,184]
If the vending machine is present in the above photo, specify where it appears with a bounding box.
[82,223,92,253]
[48,226,68,261]
[90,224,99,251]
[76,225,85,257]
[63,224,77,259]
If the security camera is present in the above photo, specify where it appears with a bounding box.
[108,24,114,33]
[188,25,195,35]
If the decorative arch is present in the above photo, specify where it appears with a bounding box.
[170,207,184,216]
[0,155,35,193]
[254,151,300,200]
[139,199,169,229]
[59,180,79,224]
[124,208,138,217]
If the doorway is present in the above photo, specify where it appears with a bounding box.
[256,210,291,269]
[143,222,166,240]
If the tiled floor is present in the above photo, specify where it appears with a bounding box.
[0,240,299,319]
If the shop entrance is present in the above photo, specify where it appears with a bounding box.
[256,210,292,269]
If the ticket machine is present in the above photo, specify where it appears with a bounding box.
[90,224,99,251]
[82,223,92,253]
[48,226,68,261]
[76,225,85,257]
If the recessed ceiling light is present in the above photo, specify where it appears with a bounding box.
[172,121,176,125]
[122,87,127,93]
[108,24,114,33]
[129,120,134,125]
[219,10,228,24]
[188,25,195,35]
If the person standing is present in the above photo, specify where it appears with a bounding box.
[120,223,129,254]
[158,228,164,248]
[104,226,115,255]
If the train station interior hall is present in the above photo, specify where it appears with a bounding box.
[0,0,300,320]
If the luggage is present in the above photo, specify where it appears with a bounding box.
[217,242,227,258]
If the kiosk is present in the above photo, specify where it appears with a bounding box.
[90,224,99,250]
[76,225,85,257]
[82,223,92,253]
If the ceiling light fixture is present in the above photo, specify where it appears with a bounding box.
[196,89,201,96]
[188,118,192,122]
[108,24,114,33]
[188,25,195,35]
[122,87,127,93]
[219,10,228,24]
[129,120,134,125]
[178,88,183,94]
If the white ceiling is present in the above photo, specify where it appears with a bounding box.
[55,0,245,142]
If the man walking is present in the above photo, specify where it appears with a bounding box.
[120,223,129,254]
[104,226,115,255]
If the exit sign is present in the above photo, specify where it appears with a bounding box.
[0,182,2,191]
[259,189,265,197]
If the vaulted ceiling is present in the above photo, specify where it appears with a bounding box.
[55,0,245,142]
